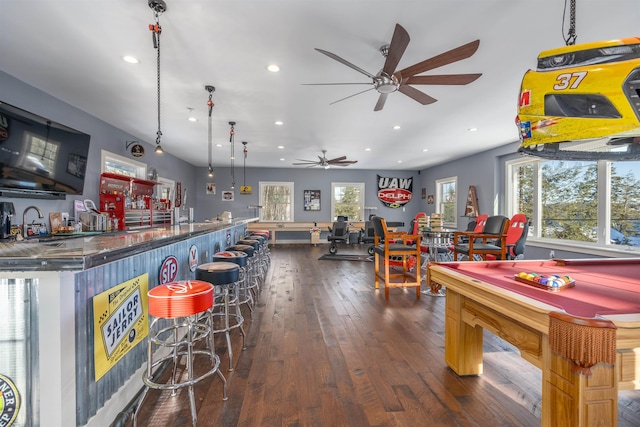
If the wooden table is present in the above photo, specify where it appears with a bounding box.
[428,258,640,427]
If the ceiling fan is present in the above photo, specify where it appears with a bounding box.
[292,150,358,168]
[305,23,482,111]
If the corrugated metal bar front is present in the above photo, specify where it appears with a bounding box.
[74,224,246,426]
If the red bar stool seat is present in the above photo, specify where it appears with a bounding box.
[134,280,227,427]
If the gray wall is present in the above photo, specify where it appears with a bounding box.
[0,70,197,222]
[192,166,423,226]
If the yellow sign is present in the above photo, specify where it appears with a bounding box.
[93,273,149,381]
[240,185,252,194]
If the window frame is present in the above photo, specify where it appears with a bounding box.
[330,182,365,222]
[101,150,147,178]
[258,181,294,222]
[505,157,640,253]
[435,176,458,229]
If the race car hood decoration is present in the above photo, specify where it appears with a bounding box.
[517,37,640,160]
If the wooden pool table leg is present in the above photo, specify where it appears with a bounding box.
[542,340,618,427]
[444,289,483,375]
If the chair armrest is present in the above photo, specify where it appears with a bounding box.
[453,231,475,244]
[397,234,421,244]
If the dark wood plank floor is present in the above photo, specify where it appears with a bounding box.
[126,244,640,427]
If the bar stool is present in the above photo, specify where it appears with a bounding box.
[134,280,227,427]
[237,238,266,282]
[212,250,254,315]
[196,261,246,371]
[247,231,271,266]
[227,243,261,298]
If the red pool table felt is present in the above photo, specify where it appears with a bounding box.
[439,258,640,318]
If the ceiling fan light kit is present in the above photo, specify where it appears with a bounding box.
[306,23,482,111]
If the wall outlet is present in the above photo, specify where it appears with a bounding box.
[549,250,555,259]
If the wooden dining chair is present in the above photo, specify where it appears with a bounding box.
[452,215,510,261]
[371,216,422,299]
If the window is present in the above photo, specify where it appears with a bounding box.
[259,182,294,222]
[331,182,364,221]
[506,158,640,250]
[101,150,146,178]
[435,177,457,228]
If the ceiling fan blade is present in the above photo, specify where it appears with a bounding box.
[294,158,317,163]
[327,156,347,163]
[315,48,375,78]
[398,85,437,105]
[395,39,480,78]
[329,87,375,105]
[302,83,373,86]
[331,160,358,165]
[405,73,482,85]
[374,93,388,111]
[382,23,410,76]
[292,162,318,165]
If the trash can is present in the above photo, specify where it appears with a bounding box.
[310,227,321,245]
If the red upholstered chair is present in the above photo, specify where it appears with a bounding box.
[486,213,530,260]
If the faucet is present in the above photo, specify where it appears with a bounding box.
[23,205,44,238]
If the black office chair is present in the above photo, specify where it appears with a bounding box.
[360,215,376,255]
[327,217,349,254]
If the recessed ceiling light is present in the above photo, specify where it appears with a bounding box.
[468,127,478,132]
[280,158,285,161]
[188,117,197,122]
[422,148,428,152]
[393,125,401,130]
[274,121,283,125]
[122,55,139,64]
[365,148,371,151]
[277,145,284,149]
[397,160,403,163]
[216,144,223,147]
[268,64,280,72]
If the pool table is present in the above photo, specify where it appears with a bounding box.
[428,258,640,427]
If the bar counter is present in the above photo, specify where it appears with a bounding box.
[0,219,255,271]
[0,218,255,427]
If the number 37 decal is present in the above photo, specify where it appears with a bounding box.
[554,71,588,90]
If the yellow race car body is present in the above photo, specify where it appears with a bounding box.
[517,37,640,160]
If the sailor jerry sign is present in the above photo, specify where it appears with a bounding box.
[377,175,413,208]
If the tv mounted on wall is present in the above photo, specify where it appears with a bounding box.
[0,100,91,199]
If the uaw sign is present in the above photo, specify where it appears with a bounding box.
[377,175,413,208]
[93,273,149,381]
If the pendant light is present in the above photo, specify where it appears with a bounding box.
[229,121,236,189]
[242,141,248,188]
[206,85,215,177]
[149,0,167,154]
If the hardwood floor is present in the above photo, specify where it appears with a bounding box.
[126,244,640,427]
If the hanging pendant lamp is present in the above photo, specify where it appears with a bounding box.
[229,121,236,189]
[206,85,215,177]
[149,0,167,154]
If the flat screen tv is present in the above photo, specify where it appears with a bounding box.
[0,100,91,199]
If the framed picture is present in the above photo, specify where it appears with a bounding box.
[304,190,321,211]
[222,190,234,201]
[206,183,216,195]
[66,153,87,179]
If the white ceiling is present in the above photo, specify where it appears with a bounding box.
[1,0,639,170]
